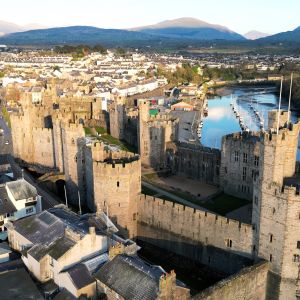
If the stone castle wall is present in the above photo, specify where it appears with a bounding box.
[166,142,220,185]
[193,261,269,300]
[137,195,254,258]
[220,132,261,200]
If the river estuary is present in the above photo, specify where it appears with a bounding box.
[201,85,300,159]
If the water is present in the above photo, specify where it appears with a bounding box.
[201,85,299,157]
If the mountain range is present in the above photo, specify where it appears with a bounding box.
[130,17,245,41]
[0,18,299,49]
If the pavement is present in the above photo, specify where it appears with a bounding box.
[169,110,200,143]
[0,108,60,209]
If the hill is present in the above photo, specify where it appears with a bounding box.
[0,26,166,47]
[258,26,300,43]
[131,17,245,41]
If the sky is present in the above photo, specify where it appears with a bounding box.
[1,0,300,34]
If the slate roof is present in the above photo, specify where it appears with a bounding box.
[65,264,95,290]
[0,185,17,215]
[6,179,37,201]
[28,236,76,262]
[12,206,117,245]
[0,268,43,300]
[95,255,166,300]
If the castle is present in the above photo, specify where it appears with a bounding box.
[9,83,300,299]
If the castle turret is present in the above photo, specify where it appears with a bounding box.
[90,141,141,238]
[252,120,300,299]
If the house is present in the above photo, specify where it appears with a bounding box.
[0,242,11,263]
[0,178,42,240]
[7,205,138,299]
[171,101,194,112]
[95,253,190,300]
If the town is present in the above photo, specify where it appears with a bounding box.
[0,41,300,300]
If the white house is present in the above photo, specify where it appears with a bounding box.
[0,178,42,240]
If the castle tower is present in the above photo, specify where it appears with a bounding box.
[91,142,141,238]
[138,99,179,169]
[109,95,125,140]
[61,122,86,206]
[252,120,300,299]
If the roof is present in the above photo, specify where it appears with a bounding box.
[65,264,95,290]
[95,255,165,300]
[0,185,17,215]
[12,206,117,245]
[0,268,43,300]
[6,179,37,201]
[0,242,12,255]
[28,236,76,261]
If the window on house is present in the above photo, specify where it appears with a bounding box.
[117,181,119,187]
[224,167,227,174]
[243,153,248,163]
[270,254,273,262]
[26,207,34,214]
[297,241,300,249]
[133,213,136,221]
[270,234,273,243]
[254,156,259,167]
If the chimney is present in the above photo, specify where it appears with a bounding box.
[89,227,96,235]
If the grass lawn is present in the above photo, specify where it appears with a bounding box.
[84,126,137,153]
[201,193,250,215]
[142,176,250,215]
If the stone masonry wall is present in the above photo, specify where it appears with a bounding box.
[137,195,254,258]
[193,261,269,300]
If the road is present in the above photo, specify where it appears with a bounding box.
[0,108,60,209]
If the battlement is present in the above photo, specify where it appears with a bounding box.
[223,131,261,144]
[259,180,300,199]
[261,122,300,145]
[174,141,221,154]
[138,194,254,256]
[93,157,140,175]
[139,194,252,231]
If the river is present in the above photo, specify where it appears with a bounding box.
[200,85,300,158]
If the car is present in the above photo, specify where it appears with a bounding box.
[5,140,9,145]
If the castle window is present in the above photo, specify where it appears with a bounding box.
[133,213,136,221]
[272,208,276,214]
[294,254,300,262]
[254,156,259,167]
[226,239,233,248]
[242,167,247,181]
[243,153,248,163]
[234,151,239,162]
[297,241,300,249]
[71,138,75,144]
[269,254,273,262]
[269,234,273,243]
[117,181,119,187]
